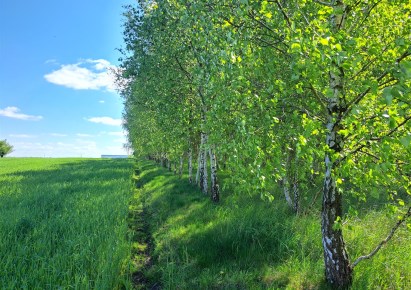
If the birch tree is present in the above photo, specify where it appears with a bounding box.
[119,1,411,287]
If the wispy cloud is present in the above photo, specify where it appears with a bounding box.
[76,133,94,137]
[45,59,59,65]
[9,134,36,138]
[50,133,67,137]
[86,117,122,126]
[113,138,126,143]
[107,131,125,136]
[0,107,43,121]
[99,100,105,104]
[9,140,103,158]
[44,59,116,91]
[9,138,130,157]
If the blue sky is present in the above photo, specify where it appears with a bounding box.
[0,0,134,157]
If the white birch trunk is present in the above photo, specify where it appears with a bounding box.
[209,146,220,202]
[188,148,193,183]
[179,155,183,178]
[282,175,293,208]
[196,146,200,186]
[321,2,352,286]
[199,133,208,194]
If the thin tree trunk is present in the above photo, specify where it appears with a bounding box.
[179,154,183,178]
[293,153,300,214]
[282,175,293,209]
[282,144,299,212]
[321,2,352,285]
[209,146,220,202]
[196,145,200,186]
[199,132,208,194]
[188,148,193,183]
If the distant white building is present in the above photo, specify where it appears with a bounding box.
[101,155,129,159]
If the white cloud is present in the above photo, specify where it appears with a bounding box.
[8,140,104,158]
[50,133,67,137]
[113,138,126,143]
[87,59,111,70]
[99,100,105,103]
[45,59,59,65]
[107,131,124,136]
[86,117,122,126]
[9,134,36,138]
[8,140,130,158]
[76,133,94,137]
[44,59,117,92]
[0,107,43,121]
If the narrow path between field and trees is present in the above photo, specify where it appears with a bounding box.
[129,166,160,290]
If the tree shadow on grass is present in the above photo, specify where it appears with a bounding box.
[133,159,334,289]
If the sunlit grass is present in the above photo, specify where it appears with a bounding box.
[0,158,134,289]
[134,159,411,289]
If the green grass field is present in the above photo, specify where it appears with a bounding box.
[1,158,410,289]
[0,158,134,289]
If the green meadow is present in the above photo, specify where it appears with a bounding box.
[1,158,410,289]
[0,158,134,289]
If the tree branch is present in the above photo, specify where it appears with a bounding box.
[174,55,193,81]
[272,0,292,28]
[344,48,411,117]
[308,83,328,111]
[336,115,411,165]
[351,206,411,268]
[370,115,411,141]
[313,0,334,7]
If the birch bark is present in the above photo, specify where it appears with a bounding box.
[188,148,193,183]
[321,1,352,286]
[179,155,183,178]
[195,146,200,186]
[209,146,220,202]
[199,132,208,194]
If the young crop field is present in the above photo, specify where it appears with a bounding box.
[0,158,134,289]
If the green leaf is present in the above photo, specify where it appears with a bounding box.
[319,38,329,46]
[391,87,402,98]
[371,188,379,199]
[291,42,301,52]
[400,135,411,147]
[383,87,393,105]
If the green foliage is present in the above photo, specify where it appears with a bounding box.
[0,139,13,157]
[0,158,134,289]
[119,1,411,204]
[119,1,411,286]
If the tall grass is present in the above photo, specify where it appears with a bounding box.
[134,159,411,289]
[0,158,134,289]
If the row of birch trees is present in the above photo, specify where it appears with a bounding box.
[117,0,411,288]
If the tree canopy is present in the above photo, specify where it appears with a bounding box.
[0,140,13,158]
[118,0,411,287]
